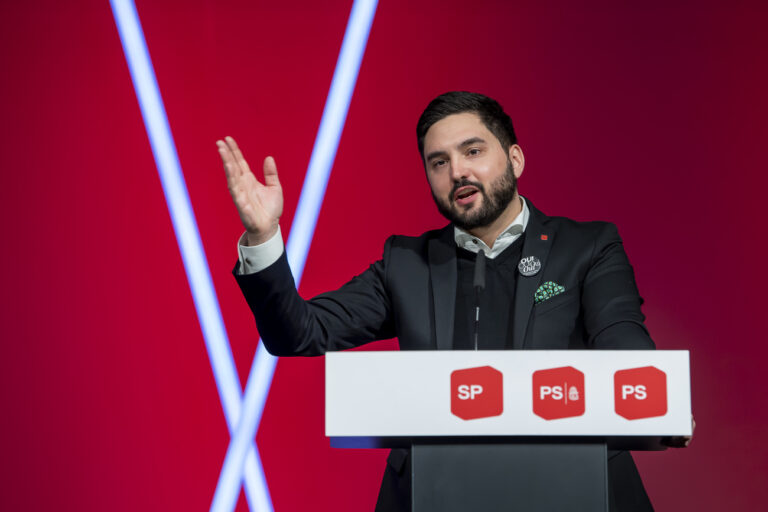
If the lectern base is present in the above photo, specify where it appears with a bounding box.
[411,443,608,512]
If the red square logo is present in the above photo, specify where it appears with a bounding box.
[532,366,585,420]
[614,366,667,420]
[450,366,503,420]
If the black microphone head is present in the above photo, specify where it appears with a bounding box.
[473,249,486,290]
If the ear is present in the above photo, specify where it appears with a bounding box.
[508,144,525,179]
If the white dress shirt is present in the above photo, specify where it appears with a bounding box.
[237,197,530,275]
[453,196,529,259]
[237,226,285,275]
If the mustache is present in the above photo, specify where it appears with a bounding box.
[450,179,485,201]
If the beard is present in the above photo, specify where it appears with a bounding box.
[431,160,518,231]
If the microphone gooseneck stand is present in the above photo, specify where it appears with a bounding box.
[472,249,486,351]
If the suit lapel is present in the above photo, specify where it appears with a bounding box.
[429,227,457,350]
[512,201,554,349]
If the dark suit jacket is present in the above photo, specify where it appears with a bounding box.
[234,200,655,511]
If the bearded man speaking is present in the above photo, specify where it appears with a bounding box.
[218,91,683,511]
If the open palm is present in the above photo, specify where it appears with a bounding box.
[217,136,283,245]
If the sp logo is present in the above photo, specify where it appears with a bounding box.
[457,384,484,400]
[614,366,667,420]
[450,366,503,420]
[532,366,585,420]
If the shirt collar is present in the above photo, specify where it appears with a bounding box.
[453,196,530,259]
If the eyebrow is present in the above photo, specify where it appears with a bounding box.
[425,137,488,162]
[459,137,487,149]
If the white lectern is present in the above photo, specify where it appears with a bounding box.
[326,350,691,511]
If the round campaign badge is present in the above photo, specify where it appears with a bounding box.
[518,255,541,277]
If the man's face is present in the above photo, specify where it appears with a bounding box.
[423,112,521,230]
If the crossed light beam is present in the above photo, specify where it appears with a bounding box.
[110,0,378,510]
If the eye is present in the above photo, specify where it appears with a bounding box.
[467,147,481,156]
[432,159,447,169]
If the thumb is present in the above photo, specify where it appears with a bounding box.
[263,156,280,187]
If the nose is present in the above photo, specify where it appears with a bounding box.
[449,156,469,183]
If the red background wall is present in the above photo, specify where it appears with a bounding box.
[2,0,767,510]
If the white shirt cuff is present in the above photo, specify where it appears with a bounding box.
[237,226,284,275]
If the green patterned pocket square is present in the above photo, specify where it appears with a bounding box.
[534,281,566,304]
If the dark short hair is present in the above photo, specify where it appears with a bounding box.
[416,91,517,162]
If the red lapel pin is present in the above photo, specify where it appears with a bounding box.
[540,234,548,241]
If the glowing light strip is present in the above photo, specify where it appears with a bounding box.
[108,1,271,510]
[209,1,379,511]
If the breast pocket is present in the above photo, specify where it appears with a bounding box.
[531,288,581,348]
[533,288,578,315]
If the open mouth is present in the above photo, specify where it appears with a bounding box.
[454,186,479,205]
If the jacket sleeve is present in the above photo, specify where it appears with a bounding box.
[233,238,396,356]
[581,223,655,350]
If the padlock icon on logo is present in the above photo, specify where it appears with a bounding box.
[568,385,579,401]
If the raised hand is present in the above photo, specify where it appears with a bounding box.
[217,136,283,246]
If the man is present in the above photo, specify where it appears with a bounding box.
[218,92,675,510]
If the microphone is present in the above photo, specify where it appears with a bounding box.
[473,250,486,350]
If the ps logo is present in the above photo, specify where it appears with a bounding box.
[538,384,580,401]
[532,366,585,420]
[621,384,647,400]
[614,366,667,420]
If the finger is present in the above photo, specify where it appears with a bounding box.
[225,136,253,175]
[263,156,280,187]
[217,139,235,162]
[219,154,245,195]
[222,137,247,178]
[663,435,692,448]
[217,139,241,178]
